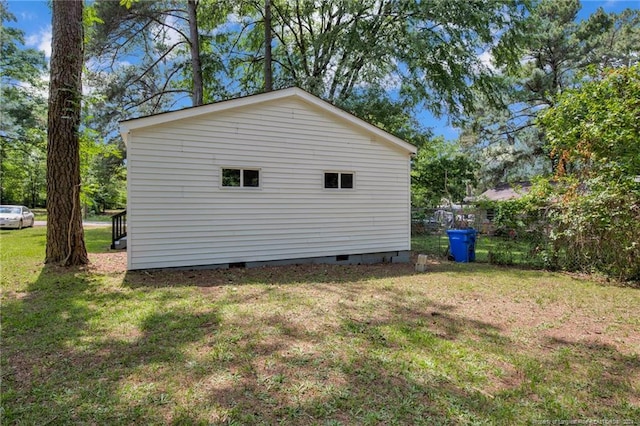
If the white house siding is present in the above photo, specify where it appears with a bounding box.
[126,96,412,270]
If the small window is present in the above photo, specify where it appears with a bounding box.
[222,169,241,187]
[340,173,353,189]
[324,172,354,189]
[243,169,260,187]
[324,172,339,189]
[222,168,260,188]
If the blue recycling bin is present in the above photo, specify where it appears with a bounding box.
[446,229,477,263]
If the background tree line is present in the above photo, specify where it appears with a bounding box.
[85,0,638,207]
[2,0,638,276]
[1,1,126,213]
[6,0,637,210]
[4,0,528,210]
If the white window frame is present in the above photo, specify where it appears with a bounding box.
[323,171,355,190]
[220,167,262,189]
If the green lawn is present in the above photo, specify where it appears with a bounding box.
[31,208,121,222]
[2,227,639,424]
[413,233,550,267]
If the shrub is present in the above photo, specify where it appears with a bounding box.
[548,177,640,282]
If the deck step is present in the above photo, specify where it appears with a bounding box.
[113,236,127,250]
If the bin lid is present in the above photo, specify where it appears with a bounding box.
[446,228,476,235]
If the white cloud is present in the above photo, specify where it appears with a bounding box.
[162,15,184,49]
[25,26,52,58]
[20,12,37,21]
[478,50,496,71]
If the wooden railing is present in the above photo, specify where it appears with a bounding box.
[111,210,127,249]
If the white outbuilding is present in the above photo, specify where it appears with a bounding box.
[120,87,417,270]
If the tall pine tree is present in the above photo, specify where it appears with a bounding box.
[46,0,88,266]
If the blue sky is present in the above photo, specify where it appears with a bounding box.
[6,0,640,139]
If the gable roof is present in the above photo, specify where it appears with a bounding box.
[478,181,532,202]
[119,87,417,155]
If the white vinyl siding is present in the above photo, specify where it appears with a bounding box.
[126,97,412,270]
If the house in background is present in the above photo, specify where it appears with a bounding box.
[477,181,532,202]
[466,181,533,234]
[119,87,417,270]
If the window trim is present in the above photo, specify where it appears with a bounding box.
[220,167,262,189]
[323,171,355,190]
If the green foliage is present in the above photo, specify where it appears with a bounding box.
[85,0,531,212]
[547,177,640,281]
[411,138,477,207]
[535,65,640,281]
[538,65,640,179]
[88,0,529,135]
[0,1,48,206]
[474,181,555,268]
[460,0,584,185]
[1,2,126,210]
[79,129,126,214]
[0,2,47,86]
[469,66,640,282]
[82,3,104,44]
[461,2,640,187]
[477,180,553,233]
[338,89,432,148]
[87,0,233,123]
[233,0,527,117]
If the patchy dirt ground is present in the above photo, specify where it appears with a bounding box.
[4,247,639,424]
[89,251,127,274]
[87,251,640,356]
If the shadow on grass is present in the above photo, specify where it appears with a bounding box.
[1,264,221,424]
[3,261,638,424]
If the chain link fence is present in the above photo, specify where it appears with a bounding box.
[411,207,555,269]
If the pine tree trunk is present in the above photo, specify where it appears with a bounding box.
[46,0,88,266]
[187,0,203,106]
[264,0,273,92]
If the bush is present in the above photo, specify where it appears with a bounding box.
[548,177,640,282]
[534,65,640,283]
[479,178,640,283]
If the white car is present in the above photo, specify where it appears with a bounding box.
[0,205,35,229]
